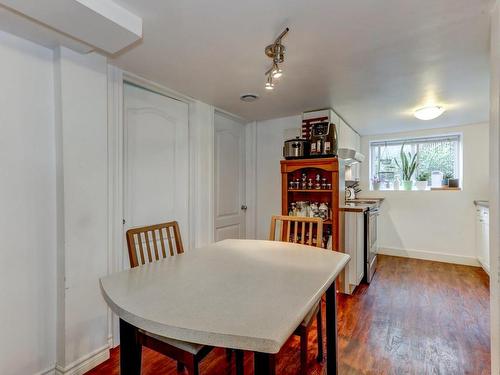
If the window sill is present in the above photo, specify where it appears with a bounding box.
[370,186,462,192]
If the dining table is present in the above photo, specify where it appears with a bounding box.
[100,239,350,375]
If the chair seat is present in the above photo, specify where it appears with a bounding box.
[139,330,205,355]
[300,300,321,328]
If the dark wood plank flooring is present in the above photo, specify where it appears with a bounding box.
[86,255,490,375]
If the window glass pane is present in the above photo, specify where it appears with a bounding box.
[417,140,457,178]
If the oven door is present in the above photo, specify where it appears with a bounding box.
[366,208,379,282]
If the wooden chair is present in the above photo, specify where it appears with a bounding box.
[126,221,213,375]
[269,215,324,375]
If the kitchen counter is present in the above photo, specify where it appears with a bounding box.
[354,197,385,202]
[474,200,489,208]
[340,198,382,213]
[340,204,370,213]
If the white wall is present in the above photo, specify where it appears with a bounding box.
[254,115,301,239]
[360,122,489,265]
[0,31,57,375]
[54,47,110,372]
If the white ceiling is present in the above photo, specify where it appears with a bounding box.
[109,0,492,135]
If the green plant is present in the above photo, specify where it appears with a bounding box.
[417,172,430,181]
[394,144,418,181]
[444,172,454,179]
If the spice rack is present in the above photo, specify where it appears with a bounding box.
[280,158,340,251]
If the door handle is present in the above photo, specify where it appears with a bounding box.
[241,205,248,210]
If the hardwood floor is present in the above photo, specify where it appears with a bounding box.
[86,255,490,375]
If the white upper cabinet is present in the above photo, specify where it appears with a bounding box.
[337,116,360,152]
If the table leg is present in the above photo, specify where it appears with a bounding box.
[235,349,244,375]
[254,352,276,375]
[119,318,142,375]
[326,280,338,375]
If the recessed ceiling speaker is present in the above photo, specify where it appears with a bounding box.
[240,94,259,102]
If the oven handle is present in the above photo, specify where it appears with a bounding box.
[368,208,380,216]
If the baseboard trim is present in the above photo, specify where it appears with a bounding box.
[477,257,491,275]
[377,247,480,267]
[55,345,110,375]
[35,366,56,375]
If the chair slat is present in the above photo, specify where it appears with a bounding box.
[173,224,184,254]
[301,222,305,244]
[144,230,153,262]
[293,221,298,243]
[158,228,167,258]
[165,227,175,256]
[126,232,139,267]
[269,218,277,241]
[286,222,291,243]
[308,223,313,246]
[151,229,160,261]
[137,233,146,265]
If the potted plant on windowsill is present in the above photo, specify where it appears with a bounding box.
[371,176,381,191]
[416,172,429,190]
[394,145,418,191]
[448,176,460,188]
[442,172,453,186]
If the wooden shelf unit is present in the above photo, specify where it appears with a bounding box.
[281,158,340,251]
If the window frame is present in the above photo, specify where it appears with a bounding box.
[368,133,463,191]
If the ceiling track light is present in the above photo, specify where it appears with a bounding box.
[264,27,289,90]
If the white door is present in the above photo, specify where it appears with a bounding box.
[214,112,246,241]
[123,83,189,245]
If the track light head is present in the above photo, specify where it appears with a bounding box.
[265,74,274,90]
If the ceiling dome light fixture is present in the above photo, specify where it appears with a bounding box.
[414,105,446,120]
[264,27,289,90]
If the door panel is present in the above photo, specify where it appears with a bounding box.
[124,83,189,245]
[214,112,245,241]
[215,224,241,242]
[216,131,240,217]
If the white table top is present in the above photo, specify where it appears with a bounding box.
[100,239,350,353]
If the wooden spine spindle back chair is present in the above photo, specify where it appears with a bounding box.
[269,215,323,248]
[125,221,224,375]
[126,221,184,268]
[269,215,325,375]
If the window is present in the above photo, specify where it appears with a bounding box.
[369,134,461,190]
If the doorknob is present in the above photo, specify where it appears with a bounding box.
[241,205,248,210]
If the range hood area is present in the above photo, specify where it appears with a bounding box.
[338,148,365,165]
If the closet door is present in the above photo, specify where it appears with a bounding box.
[214,112,246,241]
[123,83,189,245]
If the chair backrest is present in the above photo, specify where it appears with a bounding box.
[126,221,184,268]
[269,215,323,248]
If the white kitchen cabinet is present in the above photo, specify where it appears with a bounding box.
[337,117,361,153]
[343,211,364,294]
[475,206,490,274]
